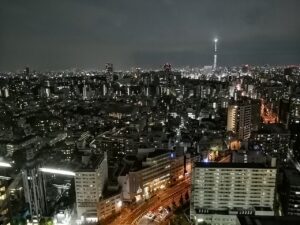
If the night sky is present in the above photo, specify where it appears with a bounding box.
[1,0,300,71]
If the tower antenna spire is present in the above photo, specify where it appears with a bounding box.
[213,38,218,71]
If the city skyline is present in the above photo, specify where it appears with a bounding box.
[1,0,300,71]
[2,1,300,225]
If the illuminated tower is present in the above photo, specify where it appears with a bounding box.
[213,38,218,71]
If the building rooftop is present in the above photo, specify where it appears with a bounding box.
[257,124,289,134]
[238,216,300,225]
[77,154,104,172]
[232,150,267,164]
[195,162,275,169]
[147,149,170,159]
[284,169,300,186]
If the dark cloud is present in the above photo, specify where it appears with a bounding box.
[1,0,300,71]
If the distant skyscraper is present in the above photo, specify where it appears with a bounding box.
[288,95,300,161]
[163,63,171,73]
[241,64,250,74]
[105,63,113,73]
[82,85,87,100]
[105,63,113,82]
[24,66,30,76]
[45,80,51,98]
[45,88,50,98]
[3,87,9,98]
[278,99,290,128]
[102,83,107,96]
[289,95,300,125]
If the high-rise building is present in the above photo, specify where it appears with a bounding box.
[238,215,300,225]
[163,63,171,73]
[105,63,113,73]
[282,169,300,216]
[278,99,290,128]
[3,87,9,98]
[22,163,47,217]
[289,95,300,125]
[22,148,47,218]
[289,94,300,162]
[105,63,114,83]
[251,100,261,131]
[0,180,10,223]
[227,99,260,140]
[24,66,30,76]
[250,124,290,163]
[190,162,276,225]
[75,153,108,219]
[82,85,87,100]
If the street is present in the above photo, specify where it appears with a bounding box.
[109,177,191,225]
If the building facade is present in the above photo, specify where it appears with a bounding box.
[251,124,290,163]
[121,150,189,202]
[22,165,47,217]
[190,162,276,225]
[227,100,260,140]
[97,193,122,221]
[75,153,108,219]
[282,169,300,216]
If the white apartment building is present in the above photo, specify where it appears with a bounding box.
[75,153,108,219]
[138,151,172,199]
[97,193,122,221]
[121,150,190,202]
[191,162,277,225]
